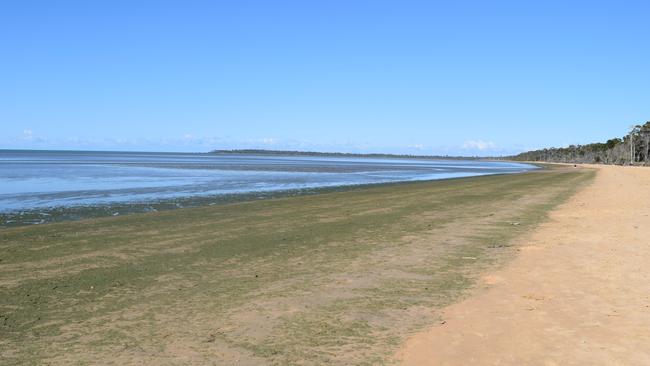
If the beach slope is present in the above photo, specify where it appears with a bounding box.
[396,164,650,365]
[0,167,592,365]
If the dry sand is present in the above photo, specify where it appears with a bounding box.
[396,165,650,365]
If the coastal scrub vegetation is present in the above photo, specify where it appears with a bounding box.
[510,121,650,165]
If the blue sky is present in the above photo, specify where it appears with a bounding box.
[1,1,648,155]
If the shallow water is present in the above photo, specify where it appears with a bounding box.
[0,150,535,215]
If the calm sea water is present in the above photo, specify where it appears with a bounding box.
[0,150,535,215]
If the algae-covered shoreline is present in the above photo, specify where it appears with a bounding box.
[0,166,592,365]
[0,164,539,229]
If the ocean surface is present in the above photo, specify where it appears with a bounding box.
[0,150,535,223]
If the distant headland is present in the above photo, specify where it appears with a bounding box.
[209,149,483,160]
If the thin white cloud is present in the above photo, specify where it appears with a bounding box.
[407,144,424,150]
[259,138,277,145]
[22,129,34,140]
[2,131,516,156]
[462,140,497,151]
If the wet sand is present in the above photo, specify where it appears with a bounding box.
[396,164,650,365]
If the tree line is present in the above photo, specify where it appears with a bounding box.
[509,122,650,165]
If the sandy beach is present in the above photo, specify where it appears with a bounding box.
[4,1,648,364]
[0,167,592,365]
[396,164,650,365]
